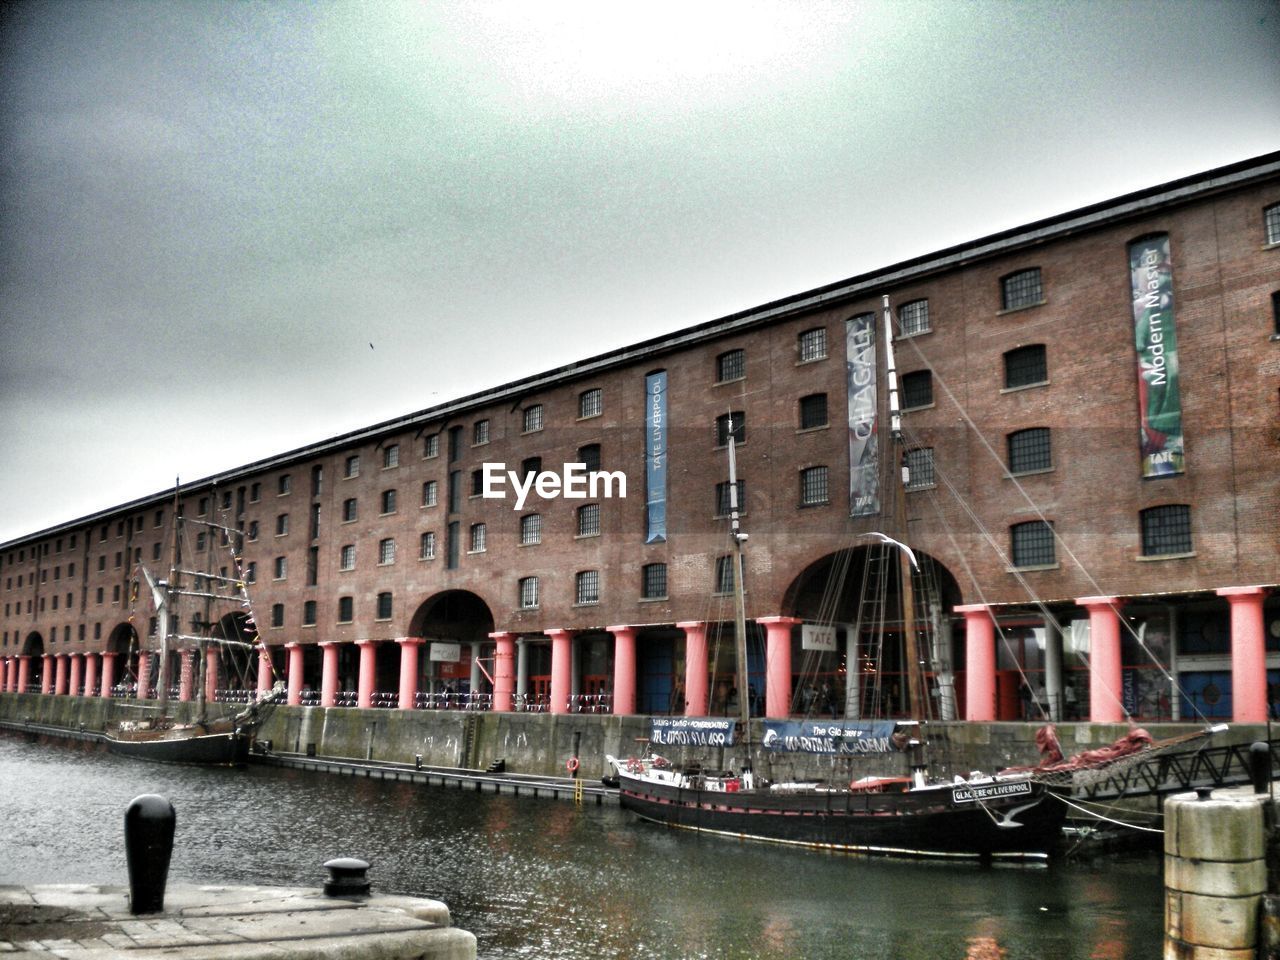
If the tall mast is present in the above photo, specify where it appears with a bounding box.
[727,422,751,741]
[883,296,926,721]
[156,481,181,709]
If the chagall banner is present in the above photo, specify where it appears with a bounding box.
[649,717,736,747]
[846,312,880,516]
[644,370,668,543]
[761,720,898,755]
[1128,234,1184,477]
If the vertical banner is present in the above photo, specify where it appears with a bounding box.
[645,370,668,543]
[1128,234,1184,477]
[846,313,879,515]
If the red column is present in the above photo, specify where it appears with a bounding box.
[677,621,709,716]
[397,638,424,710]
[1218,586,1271,724]
[758,616,799,719]
[607,625,637,715]
[205,646,220,703]
[40,655,53,694]
[546,629,573,715]
[179,650,194,702]
[18,656,31,693]
[256,645,274,697]
[1079,596,1125,723]
[320,642,340,707]
[0,658,9,692]
[357,640,378,709]
[490,632,516,712]
[83,654,98,698]
[54,654,68,696]
[956,604,997,721]
[285,642,304,706]
[136,654,152,700]
[100,652,117,698]
[70,654,84,697]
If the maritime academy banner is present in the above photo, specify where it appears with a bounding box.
[644,371,668,543]
[846,312,879,516]
[1128,234,1184,477]
[761,720,897,755]
[649,717,736,747]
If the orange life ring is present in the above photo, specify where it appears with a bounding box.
[566,756,580,773]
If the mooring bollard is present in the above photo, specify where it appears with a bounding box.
[323,857,371,898]
[1251,741,1271,794]
[124,795,176,915]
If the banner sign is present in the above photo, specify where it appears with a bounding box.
[649,717,736,747]
[846,313,880,516]
[1128,234,1184,477]
[645,371,668,543]
[801,624,837,652]
[950,780,1033,804]
[429,642,461,662]
[761,720,897,754]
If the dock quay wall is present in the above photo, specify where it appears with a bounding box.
[0,691,1261,785]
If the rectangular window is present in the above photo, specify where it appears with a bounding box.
[716,348,745,382]
[383,444,400,468]
[344,455,360,478]
[381,489,397,514]
[577,503,600,537]
[714,555,740,594]
[1008,428,1052,473]
[575,570,600,604]
[900,370,933,409]
[473,419,490,445]
[447,521,460,569]
[1011,520,1055,568]
[1266,203,1280,245]
[379,538,396,565]
[274,556,287,579]
[342,498,357,522]
[642,562,667,600]
[420,531,436,560]
[715,412,745,447]
[899,299,930,336]
[520,513,542,545]
[1141,504,1192,556]
[577,444,601,473]
[798,327,827,362]
[799,393,828,429]
[307,546,318,586]
[278,474,292,495]
[245,561,257,583]
[470,469,484,496]
[303,600,317,626]
[715,480,746,517]
[523,405,544,433]
[1001,268,1043,310]
[905,448,935,489]
[800,466,829,506]
[250,482,261,502]
[422,480,438,507]
[276,514,289,536]
[469,523,487,553]
[376,592,393,620]
[519,576,539,609]
[271,603,284,628]
[1004,345,1048,388]
[424,433,440,459]
[338,596,353,622]
[578,388,603,419]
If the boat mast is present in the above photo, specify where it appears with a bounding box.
[156,482,181,709]
[727,422,752,742]
[882,296,926,722]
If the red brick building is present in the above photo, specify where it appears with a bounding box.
[3,153,1278,726]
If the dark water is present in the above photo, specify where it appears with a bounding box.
[0,735,1161,959]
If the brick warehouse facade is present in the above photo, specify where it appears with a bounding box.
[2,153,1278,727]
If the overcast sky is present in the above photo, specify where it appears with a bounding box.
[1,0,1277,544]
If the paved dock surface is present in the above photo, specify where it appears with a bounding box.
[0,883,475,960]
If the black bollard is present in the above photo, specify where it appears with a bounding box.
[1251,741,1272,795]
[323,857,371,898]
[124,795,176,915]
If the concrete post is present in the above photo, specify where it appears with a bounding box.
[516,639,529,708]
[677,621,709,717]
[607,625,637,715]
[53,654,68,696]
[101,652,117,698]
[546,629,573,715]
[320,642,340,707]
[957,604,996,721]
[397,638,423,710]
[1043,618,1064,722]
[356,640,378,709]
[490,632,515,712]
[758,616,800,719]
[1079,597,1125,723]
[1164,787,1268,957]
[69,654,83,697]
[1217,587,1270,724]
[285,642,304,706]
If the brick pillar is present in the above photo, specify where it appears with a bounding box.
[397,638,424,710]
[1218,586,1271,724]
[607,625,637,715]
[956,604,997,721]
[677,621,709,716]
[256,645,274,697]
[54,654,68,696]
[758,616,800,719]
[320,642,340,707]
[357,640,378,709]
[490,632,516,712]
[1079,596,1125,723]
[546,629,573,715]
[136,653,152,700]
[100,652,117,698]
[285,642,304,706]
[179,650,194,702]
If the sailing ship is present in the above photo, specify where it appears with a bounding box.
[104,485,278,765]
[608,296,1073,862]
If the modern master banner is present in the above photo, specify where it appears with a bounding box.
[1129,233,1185,477]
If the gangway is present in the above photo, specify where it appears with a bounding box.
[1070,737,1280,803]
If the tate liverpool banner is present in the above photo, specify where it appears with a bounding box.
[645,370,668,543]
[846,312,880,515]
[1129,234,1185,477]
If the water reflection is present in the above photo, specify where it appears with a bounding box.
[0,735,1161,959]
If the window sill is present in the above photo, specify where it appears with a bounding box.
[996,299,1047,317]
[466,550,486,556]
[574,532,601,540]
[1006,563,1059,573]
[795,355,828,366]
[798,500,831,509]
[1135,551,1196,562]
[521,428,544,436]
[796,424,829,435]
[519,541,541,548]
[906,483,937,492]
[639,596,669,603]
[1000,381,1050,395]
[419,555,436,562]
[573,601,600,608]
[421,503,437,510]
[576,413,602,422]
[519,605,540,612]
[900,402,934,413]
[714,376,745,387]
[1007,467,1054,479]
